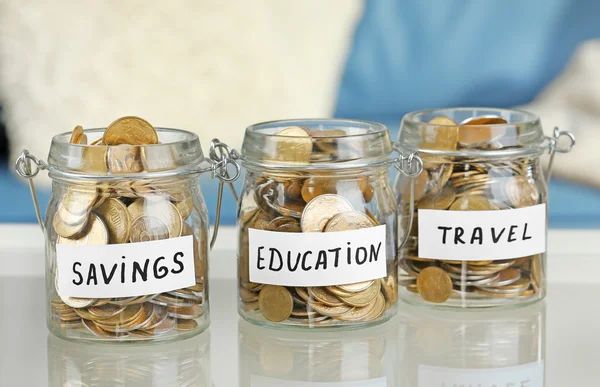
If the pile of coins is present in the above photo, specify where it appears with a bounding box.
[51,117,206,339]
[238,126,397,326]
[398,115,544,304]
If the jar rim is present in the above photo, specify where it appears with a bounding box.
[398,107,548,157]
[46,127,211,180]
[241,118,395,170]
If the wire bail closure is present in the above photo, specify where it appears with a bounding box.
[545,127,576,184]
[15,149,47,233]
[393,149,424,250]
[208,139,241,249]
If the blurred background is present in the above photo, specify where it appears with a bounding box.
[1,0,599,228]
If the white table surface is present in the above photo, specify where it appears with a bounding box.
[1,226,599,386]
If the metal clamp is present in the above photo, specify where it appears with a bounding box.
[545,127,576,184]
[15,150,48,233]
[208,139,241,249]
[393,149,424,250]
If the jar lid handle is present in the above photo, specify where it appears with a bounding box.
[545,127,576,184]
[208,139,241,250]
[15,149,47,233]
[393,146,424,251]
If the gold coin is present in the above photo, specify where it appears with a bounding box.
[505,176,539,208]
[398,170,429,202]
[94,198,131,244]
[531,254,543,290]
[458,116,506,144]
[301,194,353,232]
[95,304,143,326]
[240,287,259,303]
[267,216,298,231]
[449,194,494,211]
[142,305,169,330]
[421,116,459,150]
[362,292,386,321]
[338,280,374,293]
[258,285,294,322]
[380,276,397,305]
[419,186,456,210]
[130,215,170,243]
[338,280,381,307]
[175,196,195,220]
[416,266,453,303]
[88,304,126,319]
[308,287,343,307]
[301,178,336,203]
[335,302,375,321]
[167,304,204,319]
[82,319,112,337]
[144,316,176,334]
[69,125,85,144]
[103,116,158,145]
[61,297,96,309]
[324,211,376,232]
[273,126,312,164]
[128,198,183,238]
[53,212,88,239]
[57,214,109,245]
[107,145,144,174]
[82,144,109,173]
[309,301,352,317]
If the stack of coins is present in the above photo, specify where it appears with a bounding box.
[238,126,397,326]
[398,115,544,304]
[51,117,206,339]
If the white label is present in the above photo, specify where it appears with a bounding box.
[418,204,546,261]
[418,361,544,387]
[251,375,386,387]
[248,226,387,287]
[56,235,196,298]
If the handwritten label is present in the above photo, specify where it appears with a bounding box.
[251,376,387,387]
[418,204,546,261]
[248,226,387,287]
[418,361,544,387]
[56,235,196,298]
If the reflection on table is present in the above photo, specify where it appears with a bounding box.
[47,329,211,387]
[398,301,545,386]
[239,318,398,386]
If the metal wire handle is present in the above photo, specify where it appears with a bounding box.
[15,150,48,233]
[208,139,241,249]
[394,149,424,250]
[545,126,576,184]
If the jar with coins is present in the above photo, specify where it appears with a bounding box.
[15,116,240,342]
[237,119,420,328]
[395,108,575,307]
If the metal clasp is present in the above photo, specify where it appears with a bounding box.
[208,139,241,249]
[545,127,576,184]
[393,147,424,250]
[15,150,48,233]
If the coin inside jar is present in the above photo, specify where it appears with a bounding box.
[324,211,376,232]
[301,194,353,232]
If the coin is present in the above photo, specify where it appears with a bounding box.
[362,292,386,321]
[128,198,183,238]
[103,116,158,145]
[69,125,85,144]
[273,126,312,164]
[449,194,494,211]
[258,285,294,322]
[309,302,352,317]
[130,216,170,243]
[175,319,199,331]
[308,287,343,307]
[94,198,131,244]
[175,196,195,221]
[338,281,381,307]
[505,176,539,208]
[324,211,376,232]
[57,214,109,245]
[418,186,456,210]
[107,145,144,174]
[416,266,453,303]
[301,194,353,232]
[421,116,459,150]
[337,281,374,293]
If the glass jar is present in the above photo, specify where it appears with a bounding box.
[237,119,411,329]
[15,127,239,342]
[395,108,575,308]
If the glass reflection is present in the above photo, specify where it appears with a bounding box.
[398,302,545,387]
[239,318,398,386]
[47,329,210,387]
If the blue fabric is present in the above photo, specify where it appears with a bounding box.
[336,0,600,123]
